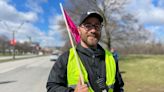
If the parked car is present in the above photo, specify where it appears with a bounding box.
[50,53,59,61]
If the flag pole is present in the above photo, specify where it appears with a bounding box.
[59,3,84,85]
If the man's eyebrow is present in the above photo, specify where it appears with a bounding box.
[84,22,101,25]
[83,22,91,24]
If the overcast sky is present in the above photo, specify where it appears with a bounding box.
[0,0,164,47]
[127,0,164,42]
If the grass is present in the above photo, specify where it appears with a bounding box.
[0,53,25,56]
[0,55,45,63]
[119,54,164,92]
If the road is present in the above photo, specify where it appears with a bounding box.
[0,56,54,92]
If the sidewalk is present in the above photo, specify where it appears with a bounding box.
[0,54,39,61]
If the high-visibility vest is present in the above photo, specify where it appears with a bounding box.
[67,48,116,92]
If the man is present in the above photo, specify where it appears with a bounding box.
[46,10,124,92]
[111,48,119,63]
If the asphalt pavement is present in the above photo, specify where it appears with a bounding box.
[0,56,54,92]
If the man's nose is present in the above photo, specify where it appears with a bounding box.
[89,28,97,33]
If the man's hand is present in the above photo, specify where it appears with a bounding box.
[74,78,88,92]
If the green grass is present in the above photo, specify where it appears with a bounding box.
[119,55,164,92]
[0,55,45,63]
[0,53,12,56]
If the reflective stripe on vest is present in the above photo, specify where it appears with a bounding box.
[67,48,116,92]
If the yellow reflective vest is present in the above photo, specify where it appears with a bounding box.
[67,48,116,92]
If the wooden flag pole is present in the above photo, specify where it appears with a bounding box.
[59,3,84,85]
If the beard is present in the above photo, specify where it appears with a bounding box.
[82,34,100,48]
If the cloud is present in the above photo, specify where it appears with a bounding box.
[0,0,38,23]
[0,0,54,47]
[137,8,164,25]
[158,0,164,8]
[40,30,65,47]
[25,0,47,13]
[0,20,64,47]
[0,0,38,36]
[127,0,164,25]
[0,21,45,43]
[145,25,164,42]
[46,14,65,47]
[49,14,63,30]
[24,0,64,47]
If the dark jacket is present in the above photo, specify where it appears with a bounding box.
[46,44,124,92]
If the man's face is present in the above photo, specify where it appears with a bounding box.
[78,17,102,48]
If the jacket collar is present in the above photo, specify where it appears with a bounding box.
[76,43,105,57]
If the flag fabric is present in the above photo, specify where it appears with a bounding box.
[63,9,80,44]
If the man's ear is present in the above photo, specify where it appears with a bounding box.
[77,26,81,35]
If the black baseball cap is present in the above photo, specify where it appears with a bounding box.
[79,11,103,25]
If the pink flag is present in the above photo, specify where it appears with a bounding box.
[64,9,80,44]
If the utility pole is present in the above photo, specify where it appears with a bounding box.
[3,21,25,59]
[12,30,16,59]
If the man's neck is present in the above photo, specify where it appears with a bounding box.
[80,41,97,49]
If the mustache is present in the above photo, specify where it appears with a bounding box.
[88,34,96,37]
[88,33,97,37]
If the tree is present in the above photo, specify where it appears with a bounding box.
[0,35,10,55]
[57,0,150,50]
